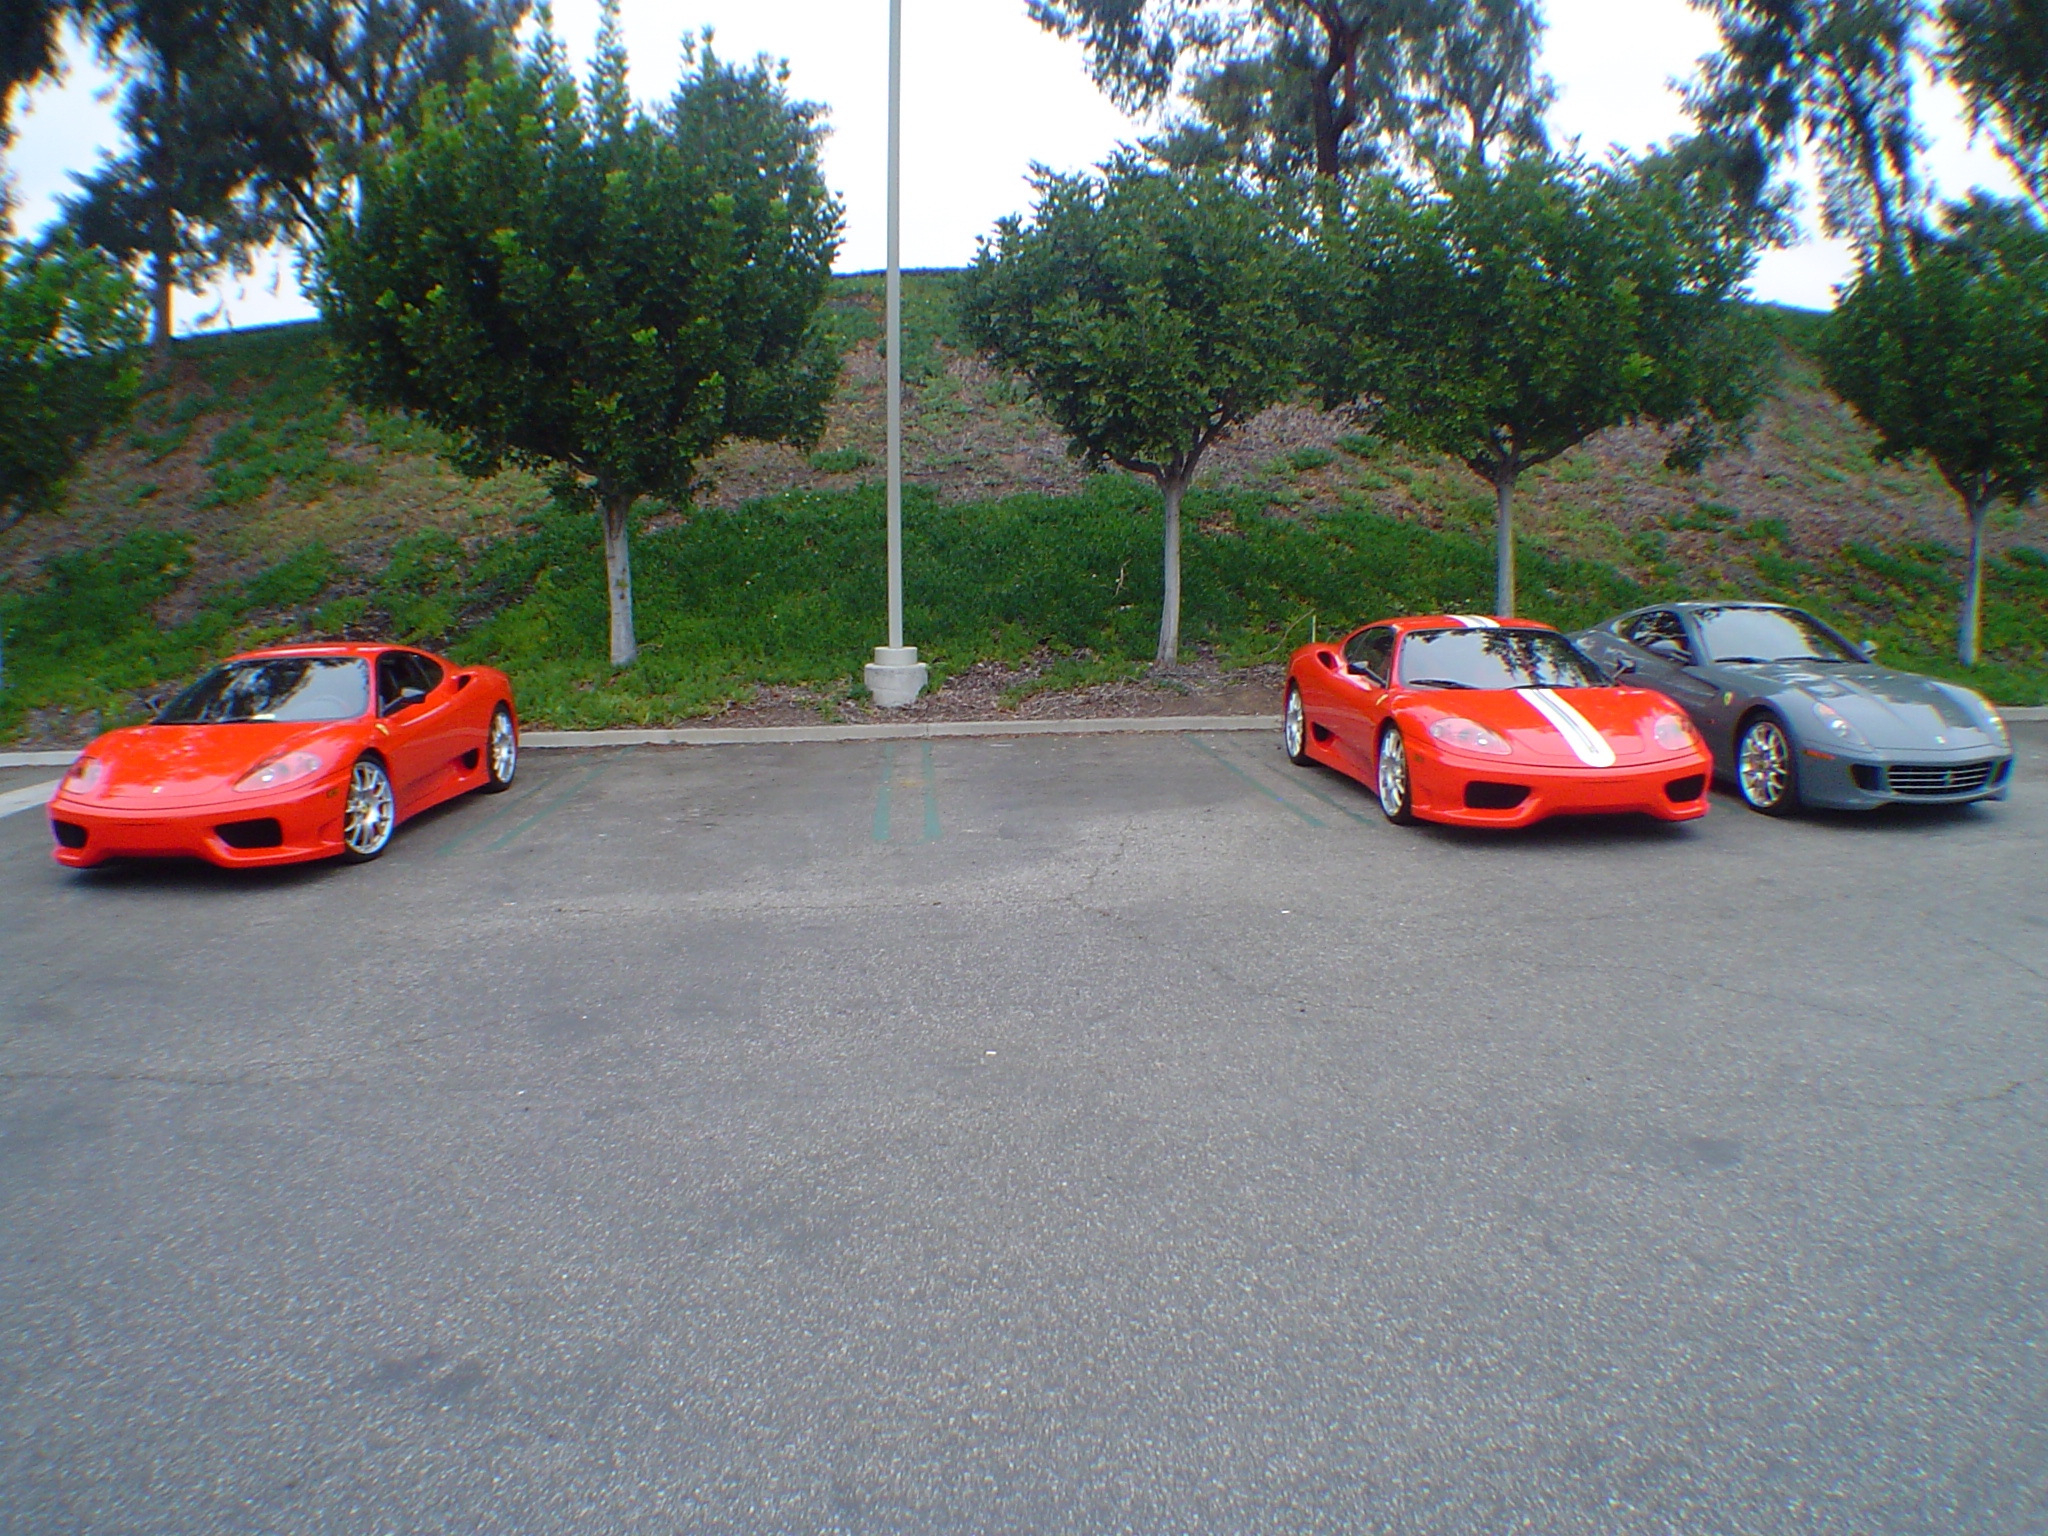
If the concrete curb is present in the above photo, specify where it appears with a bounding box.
[519,715,1275,748]
[4,706,2041,767]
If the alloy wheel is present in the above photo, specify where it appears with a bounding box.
[343,759,395,858]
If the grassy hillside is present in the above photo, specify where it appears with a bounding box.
[2,274,2044,744]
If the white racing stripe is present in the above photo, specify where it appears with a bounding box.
[1522,689,1617,767]
[1448,614,1499,629]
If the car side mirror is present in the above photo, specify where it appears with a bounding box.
[1860,639,1879,659]
[1644,639,1688,663]
[384,686,428,717]
[1607,653,1636,678]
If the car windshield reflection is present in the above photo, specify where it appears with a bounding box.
[155,658,371,724]
[1694,606,1858,664]
[1396,630,1607,690]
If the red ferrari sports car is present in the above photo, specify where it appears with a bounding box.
[46,643,519,868]
[1283,614,1713,828]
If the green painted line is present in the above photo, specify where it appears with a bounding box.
[921,741,941,843]
[1271,759,1379,825]
[872,741,894,843]
[431,774,556,858]
[1185,734,1324,827]
[480,755,619,852]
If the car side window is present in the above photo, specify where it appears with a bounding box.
[404,652,445,695]
[1621,610,1693,662]
[1343,626,1395,683]
[376,653,407,713]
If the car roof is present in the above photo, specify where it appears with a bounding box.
[221,642,431,663]
[1368,614,1561,635]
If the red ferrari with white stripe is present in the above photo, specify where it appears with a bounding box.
[1282,614,1713,828]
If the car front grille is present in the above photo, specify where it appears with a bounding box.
[50,819,88,849]
[1886,761,1999,797]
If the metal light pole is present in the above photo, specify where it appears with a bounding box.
[863,0,928,708]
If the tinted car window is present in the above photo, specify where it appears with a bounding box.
[378,651,443,711]
[156,658,370,724]
[1343,626,1395,681]
[1395,629,1608,690]
[1620,609,1692,659]
[1693,606,1857,664]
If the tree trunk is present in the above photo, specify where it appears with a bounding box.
[1155,476,1185,667]
[601,491,638,667]
[149,243,174,374]
[1493,472,1516,617]
[1959,493,1988,667]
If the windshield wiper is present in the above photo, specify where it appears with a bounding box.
[1401,677,1475,690]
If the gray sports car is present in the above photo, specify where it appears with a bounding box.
[1572,602,2015,814]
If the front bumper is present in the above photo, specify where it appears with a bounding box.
[1787,747,2014,810]
[47,776,352,868]
[1409,746,1712,828]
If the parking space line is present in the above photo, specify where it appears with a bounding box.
[463,754,620,854]
[1183,735,1324,827]
[873,742,941,845]
[1263,757,1380,826]
[0,779,61,822]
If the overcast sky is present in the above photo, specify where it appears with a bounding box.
[1,0,2023,333]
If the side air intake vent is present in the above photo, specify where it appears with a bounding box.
[215,818,284,850]
[50,819,88,849]
[1464,782,1530,810]
[1665,775,1706,803]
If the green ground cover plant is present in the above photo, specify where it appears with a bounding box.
[7,475,2040,741]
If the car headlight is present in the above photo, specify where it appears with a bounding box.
[235,750,326,792]
[63,756,106,794]
[1648,713,1697,751]
[1811,701,1870,749]
[1428,716,1512,755]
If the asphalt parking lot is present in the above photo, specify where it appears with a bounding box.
[1,724,2043,1535]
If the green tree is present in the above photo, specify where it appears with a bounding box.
[1944,0,2048,209]
[1311,153,1764,615]
[1685,0,1927,254]
[59,0,292,366]
[1030,0,1549,183]
[960,161,1302,663]
[0,224,145,533]
[316,7,841,666]
[1820,196,2048,664]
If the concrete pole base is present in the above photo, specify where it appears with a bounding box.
[865,646,928,708]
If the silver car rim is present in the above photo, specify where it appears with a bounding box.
[1739,720,1790,808]
[1378,729,1408,813]
[344,761,395,855]
[489,710,517,783]
[1283,689,1304,759]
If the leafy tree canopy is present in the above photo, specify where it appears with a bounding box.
[960,159,1303,662]
[1311,151,1765,613]
[1028,0,1550,182]
[0,224,146,533]
[1945,0,2048,210]
[316,4,843,666]
[1820,195,2048,662]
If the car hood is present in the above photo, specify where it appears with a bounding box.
[60,721,360,807]
[1710,662,2003,752]
[1415,686,1700,767]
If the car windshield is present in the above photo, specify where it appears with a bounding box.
[155,657,370,724]
[1692,606,1858,664]
[1395,629,1607,690]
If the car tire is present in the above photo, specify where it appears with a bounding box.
[1735,713,1799,816]
[339,755,397,862]
[482,704,518,793]
[1377,723,1416,826]
[1282,684,1313,766]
